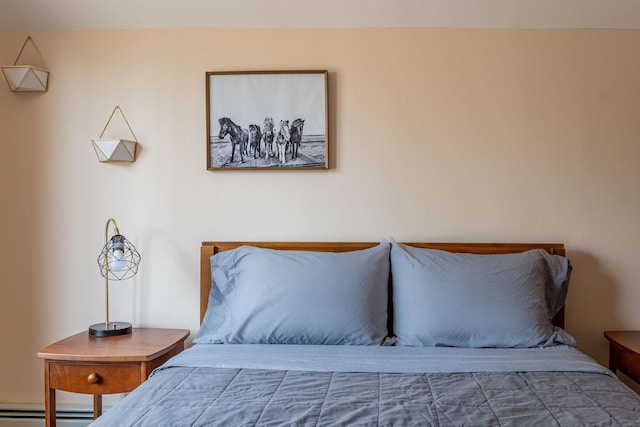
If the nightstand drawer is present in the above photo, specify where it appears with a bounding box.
[49,362,141,394]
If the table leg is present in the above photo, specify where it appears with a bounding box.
[608,343,618,373]
[44,361,56,427]
[93,394,103,419]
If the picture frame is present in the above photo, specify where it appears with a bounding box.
[206,70,328,170]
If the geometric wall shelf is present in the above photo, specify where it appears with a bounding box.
[1,36,49,92]
[92,139,137,162]
[92,106,139,163]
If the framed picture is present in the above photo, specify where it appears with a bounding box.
[206,70,328,170]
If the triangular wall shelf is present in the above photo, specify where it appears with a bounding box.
[92,139,137,162]
[92,106,139,163]
[1,36,49,92]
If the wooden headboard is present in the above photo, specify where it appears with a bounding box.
[200,242,566,328]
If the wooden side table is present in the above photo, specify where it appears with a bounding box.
[37,328,189,427]
[604,331,640,385]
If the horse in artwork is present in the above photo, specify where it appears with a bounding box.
[248,124,262,159]
[218,117,249,163]
[262,117,275,159]
[289,118,305,160]
[275,119,290,164]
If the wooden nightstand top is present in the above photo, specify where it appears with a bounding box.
[604,331,640,353]
[604,330,640,386]
[37,328,190,363]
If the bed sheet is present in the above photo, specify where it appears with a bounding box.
[89,344,640,426]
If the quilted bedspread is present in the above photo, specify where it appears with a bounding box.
[89,345,640,426]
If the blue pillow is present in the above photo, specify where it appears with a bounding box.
[391,241,575,348]
[195,242,390,345]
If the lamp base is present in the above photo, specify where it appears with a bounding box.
[88,322,132,337]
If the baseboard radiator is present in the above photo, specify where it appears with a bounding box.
[0,405,93,427]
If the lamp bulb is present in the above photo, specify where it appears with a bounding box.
[109,250,127,271]
[109,236,127,271]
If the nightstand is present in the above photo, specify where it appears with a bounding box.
[604,331,640,385]
[37,328,190,427]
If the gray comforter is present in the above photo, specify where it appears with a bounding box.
[89,345,640,426]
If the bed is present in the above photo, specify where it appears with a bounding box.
[89,241,640,426]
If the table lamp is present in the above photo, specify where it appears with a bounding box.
[89,218,141,337]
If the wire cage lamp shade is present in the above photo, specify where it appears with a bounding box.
[89,218,141,337]
[98,235,141,281]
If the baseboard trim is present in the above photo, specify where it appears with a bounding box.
[0,405,93,427]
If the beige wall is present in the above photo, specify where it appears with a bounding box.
[1,28,639,405]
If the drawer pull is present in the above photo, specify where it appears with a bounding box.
[87,373,101,384]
